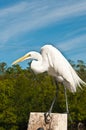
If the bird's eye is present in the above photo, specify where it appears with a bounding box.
[28,54,31,57]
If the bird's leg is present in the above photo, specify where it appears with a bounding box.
[44,81,58,125]
[44,94,57,123]
[45,78,58,117]
[64,86,73,123]
[48,92,57,114]
[49,78,58,114]
[64,86,69,114]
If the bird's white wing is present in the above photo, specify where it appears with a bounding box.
[41,45,86,92]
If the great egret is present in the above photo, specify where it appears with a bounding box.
[12,44,86,114]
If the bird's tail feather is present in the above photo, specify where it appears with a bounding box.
[78,77,86,88]
[68,65,86,92]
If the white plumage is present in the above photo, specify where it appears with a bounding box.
[12,44,86,92]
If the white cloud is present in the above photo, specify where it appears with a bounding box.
[57,34,86,52]
[0,0,86,44]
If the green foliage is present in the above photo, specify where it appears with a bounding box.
[0,79,17,130]
[0,61,86,129]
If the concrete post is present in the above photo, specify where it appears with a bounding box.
[27,112,67,130]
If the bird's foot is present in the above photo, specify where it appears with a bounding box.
[44,112,52,124]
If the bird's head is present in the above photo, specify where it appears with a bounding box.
[12,51,41,65]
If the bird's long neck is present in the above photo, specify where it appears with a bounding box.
[34,52,42,62]
[31,52,48,74]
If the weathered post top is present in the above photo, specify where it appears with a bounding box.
[27,112,67,130]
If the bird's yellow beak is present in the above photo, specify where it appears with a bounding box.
[12,54,29,65]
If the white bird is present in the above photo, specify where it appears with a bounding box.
[12,44,86,117]
[12,44,86,93]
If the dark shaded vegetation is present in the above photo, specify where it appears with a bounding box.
[0,60,86,130]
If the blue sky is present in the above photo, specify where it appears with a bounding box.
[0,0,86,68]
